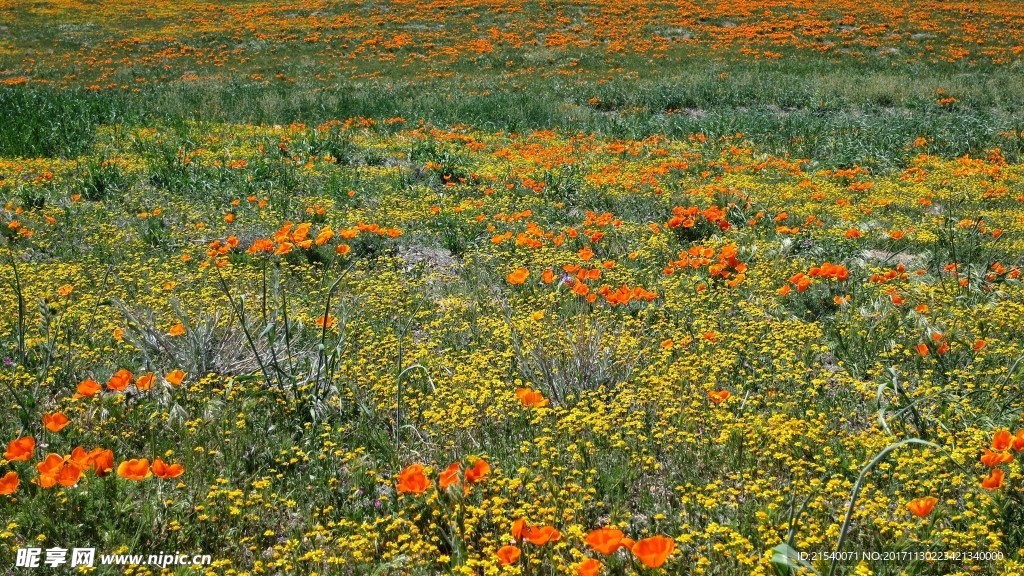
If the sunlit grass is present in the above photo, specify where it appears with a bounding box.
[2,1,1024,575]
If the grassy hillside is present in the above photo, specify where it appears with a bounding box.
[1,2,1023,575]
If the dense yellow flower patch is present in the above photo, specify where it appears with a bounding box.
[0,121,1022,575]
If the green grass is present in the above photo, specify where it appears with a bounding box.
[3,58,1024,170]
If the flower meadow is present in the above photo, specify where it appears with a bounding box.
[2,2,1024,576]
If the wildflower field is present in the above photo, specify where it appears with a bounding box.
[2,1,1024,575]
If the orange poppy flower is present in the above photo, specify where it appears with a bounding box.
[981,468,1005,490]
[117,458,152,481]
[578,558,603,576]
[335,244,351,256]
[907,496,937,518]
[151,457,185,479]
[708,390,730,405]
[522,525,561,546]
[90,448,115,476]
[168,323,186,337]
[107,369,133,391]
[992,430,1013,451]
[980,449,1014,468]
[42,412,71,433]
[585,528,625,555]
[36,454,64,488]
[165,370,186,386]
[916,343,929,357]
[314,227,334,246]
[75,378,102,398]
[511,518,527,542]
[496,545,521,566]
[57,462,83,487]
[465,459,490,484]
[578,246,594,261]
[541,269,556,284]
[439,462,461,489]
[136,373,155,390]
[248,238,275,254]
[515,388,549,408]
[1014,430,1024,453]
[36,454,83,488]
[0,471,18,495]
[291,222,312,242]
[69,446,93,470]
[632,536,675,568]
[506,267,530,285]
[396,464,429,494]
[4,436,35,461]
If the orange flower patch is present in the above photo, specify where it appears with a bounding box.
[980,449,1013,467]
[90,449,115,477]
[37,453,83,488]
[165,370,186,386]
[464,459,490,484]
[75,378,102,398]
[577,558,602,576]
[4,436,35,462]
[981,468,1005,490]
[708,390,730,405]
[107,369,133,391]
[151,457,185,479]
[992,430,1013,451]
[438,462,461,489]
[515,387,549,408]
[117,458,152,481]
[907,496,937,518]
[506,267,530,285]
[496,545,520,566]
[585,527,625,555]
[631,535,675,568]
[396,464,429,494]
[522,524,561,546]
[0,471,19,495]
[136,373,156,390]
